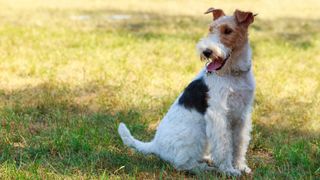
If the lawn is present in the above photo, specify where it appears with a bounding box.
[0,0,319,179]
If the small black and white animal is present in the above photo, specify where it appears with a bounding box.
[118,8,256,176]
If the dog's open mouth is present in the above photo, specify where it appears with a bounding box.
[205,54,230,72]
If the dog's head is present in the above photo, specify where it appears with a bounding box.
[196,8,256,72]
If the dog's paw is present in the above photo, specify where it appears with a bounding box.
[199,157,214,167]
[225,168,241,176]
[236,164,252,174]
[219,166,241,176]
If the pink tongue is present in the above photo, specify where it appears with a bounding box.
[207,60,223,72]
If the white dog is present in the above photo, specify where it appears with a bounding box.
[118,8,256,176]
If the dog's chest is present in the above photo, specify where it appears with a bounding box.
[227,84,254,113]
[205,73,255,113]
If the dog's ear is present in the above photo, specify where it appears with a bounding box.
[234,9,255,27]
[204,8,225,20]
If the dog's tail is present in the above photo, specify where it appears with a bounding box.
[118,122,155,154]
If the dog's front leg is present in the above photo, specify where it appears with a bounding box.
[205,109,241,176]
[232,112,252,174]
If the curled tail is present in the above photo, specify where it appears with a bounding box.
[118,122,154,154]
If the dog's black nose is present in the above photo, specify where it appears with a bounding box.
[203,49,212,58]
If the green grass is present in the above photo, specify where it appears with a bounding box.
[0,0,319,179]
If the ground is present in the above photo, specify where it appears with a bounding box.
[0,0,319,179]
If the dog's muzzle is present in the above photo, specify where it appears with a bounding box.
[202,48,230,72]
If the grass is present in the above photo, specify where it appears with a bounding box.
[0,0,319,179]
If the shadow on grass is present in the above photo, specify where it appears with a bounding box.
[0,81,169,177]
[250,92,319,178]
[0,81,318,178]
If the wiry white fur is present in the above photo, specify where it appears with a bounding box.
[118,18,255,176]
[196,34,231,60]
[118,96,212,171]
[118,123,154,154]
[203,58,255,175]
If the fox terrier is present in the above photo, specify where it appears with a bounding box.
[118,8,256,176]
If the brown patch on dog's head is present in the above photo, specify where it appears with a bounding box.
[234,9,255,27]
[205,8,225,20]
[199,8,256,73]
[206,9,256,52]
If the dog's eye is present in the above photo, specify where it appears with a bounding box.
[223,28,233,35]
